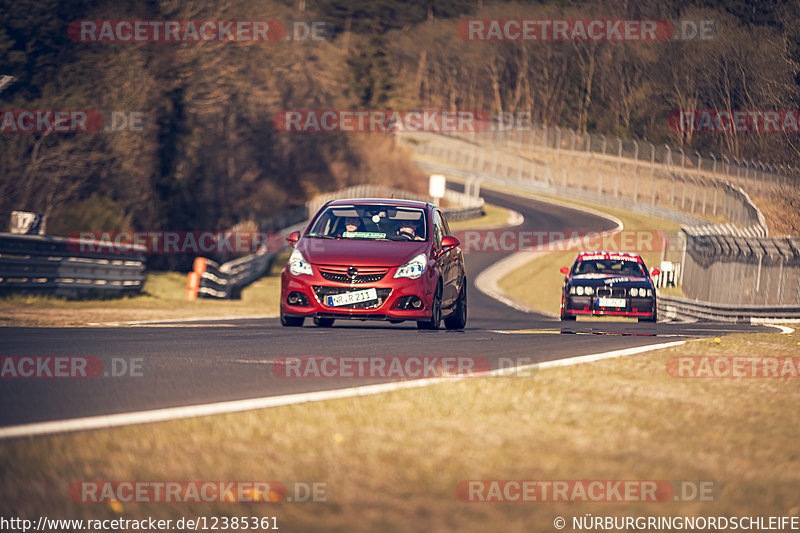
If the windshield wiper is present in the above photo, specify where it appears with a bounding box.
[306,234,336,239]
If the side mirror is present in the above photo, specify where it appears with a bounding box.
[560,266,570,274]
[650,268,661,277]
[441,235,460,253]
[286,231,300,248]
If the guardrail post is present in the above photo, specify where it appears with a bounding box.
[705,154,716,215]
[650,143,656,206]
[679,148,687,209]
[615,138,622,198]
[743,159,750,190]
[632,140,639,202]
[691,151,700,212]
[665,145,673,205]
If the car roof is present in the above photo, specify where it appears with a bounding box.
[575,251,644,263]
[324,198,432,209]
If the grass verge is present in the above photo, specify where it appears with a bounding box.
[0,272,281,327]
[2,331,798,532]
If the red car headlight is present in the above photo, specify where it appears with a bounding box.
[393,253,427,280]
[288,248,313,276]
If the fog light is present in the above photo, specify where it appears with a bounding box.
[286,291,309,306]
[397,296,424,310]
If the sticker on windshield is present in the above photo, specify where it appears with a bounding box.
[342,231,387,239]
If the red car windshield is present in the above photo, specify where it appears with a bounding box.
[306,205,428,242]
[574,259,647,277]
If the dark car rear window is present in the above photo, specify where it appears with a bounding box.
[574,260,646,277]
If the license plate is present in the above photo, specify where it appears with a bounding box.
[327,288,378,307]
[597,297,626,308]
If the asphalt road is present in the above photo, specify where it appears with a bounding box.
[0,187,772,430]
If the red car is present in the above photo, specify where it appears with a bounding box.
[560,251,660,322]
[280,199,468,329]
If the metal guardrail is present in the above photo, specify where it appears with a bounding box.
[0,233,145,297]
[405,132,800,318]
[189,185,485,299]
[681,231,800,306]
[191,253,274,299]
[658,294,800,322]
[189,222,304,300]
[413,159,713,227]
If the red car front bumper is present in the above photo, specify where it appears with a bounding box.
[280,265,436,321]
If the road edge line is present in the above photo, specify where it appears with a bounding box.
[0,340,684,440]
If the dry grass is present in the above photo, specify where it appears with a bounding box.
[751,193,800,236]
[2,333,798,532]
[0,272,282,327]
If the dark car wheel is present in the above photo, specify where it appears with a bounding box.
[444,282,467,330]
[560,301,576,321]
[638,304,657,323]
[313,317,335,327]
[417,283,442,330]
[280,311,304,327]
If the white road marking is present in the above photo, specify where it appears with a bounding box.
[759,323,796,334]
[0,340,685,439]
[87,315,277,326]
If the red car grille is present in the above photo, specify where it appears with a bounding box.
[318,267,388,284]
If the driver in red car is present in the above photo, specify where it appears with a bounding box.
[396,219,424,241]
